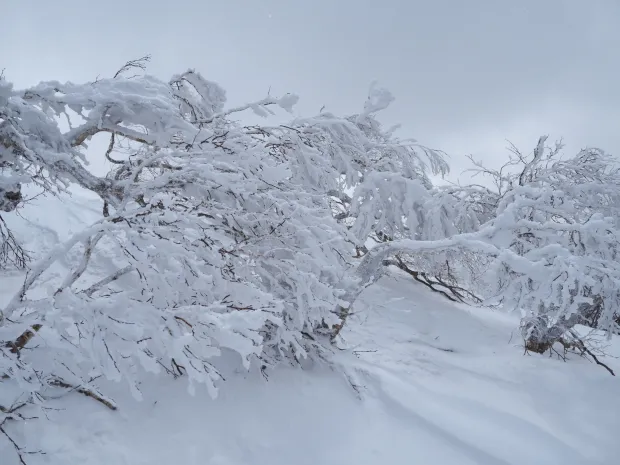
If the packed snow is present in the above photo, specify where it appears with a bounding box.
[1,191,618,465]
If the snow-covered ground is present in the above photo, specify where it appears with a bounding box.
[2,192,619,465]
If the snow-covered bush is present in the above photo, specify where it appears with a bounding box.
[463,138,620,336]
[2,58,619,444]
[1,57,454,412]
[0,64,362,408]
[357,136,620,355]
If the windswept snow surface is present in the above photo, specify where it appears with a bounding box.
[1,192,619,465]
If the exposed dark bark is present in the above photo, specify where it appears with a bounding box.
[522,308,616,376]
[48,377,118,410]
[5,324,42,354]
[383,256,481,304]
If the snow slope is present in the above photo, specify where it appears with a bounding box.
[1,193,619,465]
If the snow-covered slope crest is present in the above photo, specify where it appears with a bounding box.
[1,194,619,465]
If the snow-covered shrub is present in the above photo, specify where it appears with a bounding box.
[0,65,362,404]
[357,136,620,354]
[2,57,619,432]
[1,58,453,408]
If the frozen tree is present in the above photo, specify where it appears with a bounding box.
[3,58,619,465]
[354,136,620,368]
[0,64,444,417]
[0,60,364,449]
[0,67,477,446]
[454,138,620,341]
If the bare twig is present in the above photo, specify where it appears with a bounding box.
[0,401,42,465]
[568,330,616,376]
[384,256,481,304]
[104,133,124,164]
[48,378,118,410]
[0,215,29,270]
[113,55,151,79]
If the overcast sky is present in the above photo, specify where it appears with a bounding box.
[2,0,619,182]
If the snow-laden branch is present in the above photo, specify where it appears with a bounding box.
[1,221,117,322]
[198,94,300,125]
[67,121,156,147]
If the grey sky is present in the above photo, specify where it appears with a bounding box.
[2,0,619,182]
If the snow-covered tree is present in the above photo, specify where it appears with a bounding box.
[471,138,620,347]
[0,61,364,421]
[3,60,619,461]
[356,136,620,360]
